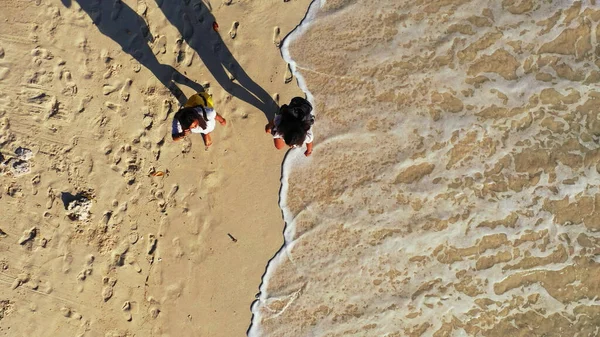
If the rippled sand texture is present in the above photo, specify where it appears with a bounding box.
[252,1,600,336]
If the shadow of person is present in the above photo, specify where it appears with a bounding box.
[155,0,279,120]
[65,0,204,105]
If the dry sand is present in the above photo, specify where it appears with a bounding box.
[0,0,310,336]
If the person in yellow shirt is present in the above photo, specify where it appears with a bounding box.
[172,92,227,147]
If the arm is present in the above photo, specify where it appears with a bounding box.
[172,129,190,141]
[304,142,313,157]
[216,113,227,126]
[172,118,187,141]
[265,120,275,134]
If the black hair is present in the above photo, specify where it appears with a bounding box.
[277,112,310,146]
[174,107,207,131]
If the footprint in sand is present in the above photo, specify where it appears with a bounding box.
[153,35,167,55]
[120,79,132,102]
[158,217,170,237]
[18,227,37,245]
[11,273,30,290]
[183,13,194,39]
[140,23,152,41]
[77,95,92,112]
[102,82,120,96]
[102,285,113,302]
[174,38,184,64]
[30,174,40,196]
[152,146,161,160]
[147,234,157,254]
[122,301,133,321]
[103,68,114,79]
[223,0,232,5]
[113,146,125,165]
[62,252,73,273]
[149,306,160,319]
[229,21,239,39]
[156,196,167,212]
[181,137,192,154]
[111,0,123,20]
[125,255,142,273]
[129,232,139,244]
[284,63,293,83]
[105,101,123,115]
[0,66,9,81]
[273,26,281,47]
[136,0,148,16]
[172,238,184,258]
[46,187,56,209]
[100,49,112,63]
[202,170,222,190]
[77,266,93,281]
[0,47,5,59]
[44,97,60,120]
[168,184,179,200]
[159,99,172,121]
[60,307,72,318]
[143,115,153,129]
[62,71,78,96]
[192,2,205,23]
[184,44,195,66]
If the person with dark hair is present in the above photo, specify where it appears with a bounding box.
[265,97,315,156]
[172,92,226,146]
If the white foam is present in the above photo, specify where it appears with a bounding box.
[248,1,323,335]
[250,0,600,335]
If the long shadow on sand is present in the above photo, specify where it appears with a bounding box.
[62,0,204,105]
[155,0,279,120]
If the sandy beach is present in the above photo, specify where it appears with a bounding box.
[6,0,600,336]
[0,0,310,336]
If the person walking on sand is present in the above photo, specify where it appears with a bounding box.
[172,92,226,147]
[265,97,314,157]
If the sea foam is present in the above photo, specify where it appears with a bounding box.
[252,0,600,336]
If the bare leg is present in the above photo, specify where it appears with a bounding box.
[202,133,213,147]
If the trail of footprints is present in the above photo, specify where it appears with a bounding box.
[4,0,259,327]
[71,194,162,322]
[1,2,215,329]
[149,183,180,213]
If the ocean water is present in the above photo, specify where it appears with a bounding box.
[250,1,600,336]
